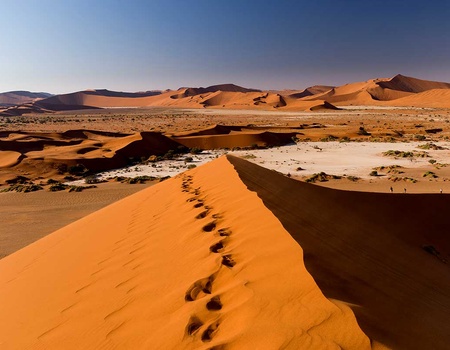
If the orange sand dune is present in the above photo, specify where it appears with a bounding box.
[300,80,381,105]
[0,130,184,181]
[0,126,299,181]
[161,90,338,111]
[301,74,450,105]
[377,74,450,93]
[0,151,22,167]
[0,91,52,107]
[171,84,260,99]
[0,103,53,116]
[228,155,450,350]
[387,89,450,108]
[172,131,298,150]
[200,91,264,108]
[23,131,183,172]
[169,124,300,149]
[287,85,334,98]
[29,85,344,112]
[3,74,450,115]
[0,156,372,349]
[36,90,161,109]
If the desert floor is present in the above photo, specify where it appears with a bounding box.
[0,182,153,258]
[1,105,449,134]
[1,106,450,259]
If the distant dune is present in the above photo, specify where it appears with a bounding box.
[35,89,161,110]
[0,130,184,181]
[171,84,261,99]
[0,91,52,107]
[288,85,334,98]
[172,130,298,150]
[0,126,299,181]
[0,156,374,349]
[296,74,450,106]
[385,89,450,108]
[377,74,450,93]
[2,74,450,116]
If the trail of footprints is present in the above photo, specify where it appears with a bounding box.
[181,174,237,345]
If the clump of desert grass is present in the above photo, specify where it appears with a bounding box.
[383,150,428,158]
[417,142,446,150]
[373,165,404,174]
[388,176,417,183]
[305,172,342,183]
[423,171,438,179]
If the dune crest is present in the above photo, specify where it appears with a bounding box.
[0,156,372,349]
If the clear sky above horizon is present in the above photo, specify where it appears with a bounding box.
[1,0,450,93]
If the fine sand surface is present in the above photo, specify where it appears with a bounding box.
[0,156,374,349]
[0,150,21,167]
[0,182,152,259]
[228,155,450,350]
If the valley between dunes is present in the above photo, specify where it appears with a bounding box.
[1,156,449,349]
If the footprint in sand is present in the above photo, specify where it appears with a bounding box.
[221,255,235,268]
[202,222,216,232]
[195,210,210,219]
[201,321,220,342]
[209,240,225,253]
[206,296,222,311]
[186,315,203,335]
[217,228,231,237]
[185,273,216,301]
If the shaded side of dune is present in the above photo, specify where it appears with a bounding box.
[47,132,185,172]
[377,74,450,93]
[172,131,297,150]
[227,155,450,350]
[0,131,188,178]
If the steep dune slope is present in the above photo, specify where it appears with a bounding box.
[172,131,298,150]
[377,74,450,93]
[300,74,450,105]
[0,157,371,349]
[36,90,162,109]
[386,89,450,108]
[287,85,334,99]
[228,155,450,350]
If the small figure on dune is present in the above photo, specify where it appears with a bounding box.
[404,188,407,194]
[390,186,393,193]
[440,188,443,194]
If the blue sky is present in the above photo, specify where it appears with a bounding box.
[1,0,449,93]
